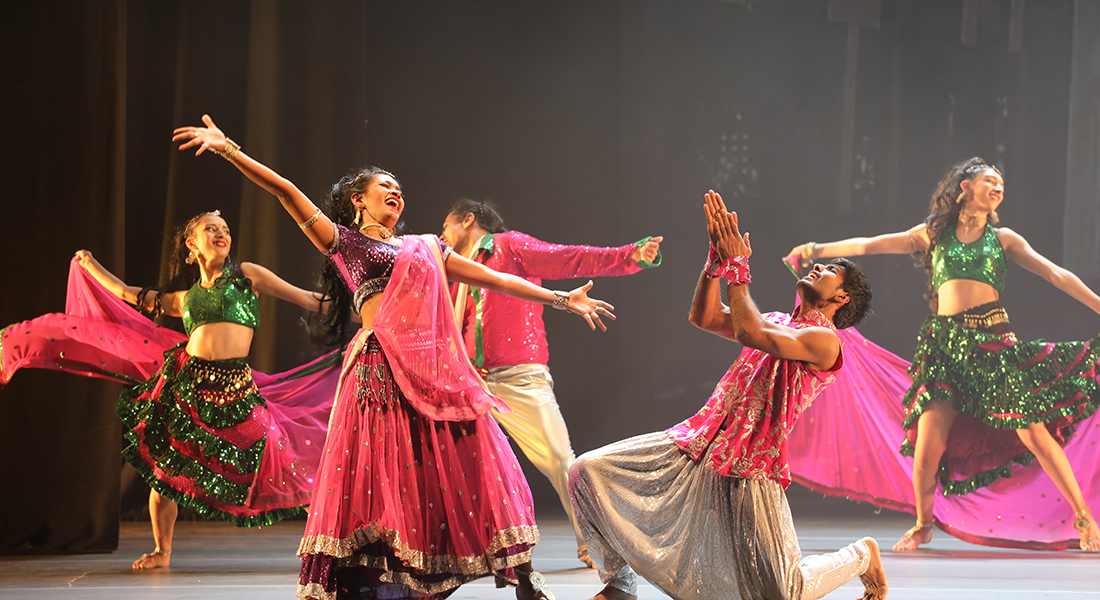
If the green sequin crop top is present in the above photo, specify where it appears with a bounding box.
[931,223,1006,292]
[181,265,260,336]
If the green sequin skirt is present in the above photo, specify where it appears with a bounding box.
[117,342,302,526]
[899,312,1100,495]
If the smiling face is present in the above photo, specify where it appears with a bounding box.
[797,262,849,309]
[353,173,403,228]
[960,167,1004,215]
[185,214,232,263]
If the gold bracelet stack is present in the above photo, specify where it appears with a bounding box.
[799,242,816,268]
[298,209,322,229]
[213,137,241,162]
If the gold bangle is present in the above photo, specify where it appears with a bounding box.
[298,209,322,229]
[213,137,241,161]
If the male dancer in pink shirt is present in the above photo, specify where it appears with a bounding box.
[568,191,887,600]
[441,199,661,567]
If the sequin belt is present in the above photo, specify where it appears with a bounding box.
[189,356,254,393]
[951,301,1012,335]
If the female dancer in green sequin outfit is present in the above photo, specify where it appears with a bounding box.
[75,211,329,569]
[786,157,1100,552]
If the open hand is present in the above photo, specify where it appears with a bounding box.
[172,114,230,156]
[567,280,616,331]
[703,190,750,260]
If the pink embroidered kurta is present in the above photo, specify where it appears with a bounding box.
[450,231,643,370]
[666,308,842,488]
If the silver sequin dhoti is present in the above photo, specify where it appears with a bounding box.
[569,432,871,600]
[485,364,584,548]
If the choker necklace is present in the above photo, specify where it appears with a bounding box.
[960,208,987,221]
[359,222,394,239]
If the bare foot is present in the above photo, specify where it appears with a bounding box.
[1075,508,1100,552]
[891,522,931,551]
[132,550,170,570]
[588,584,637,600]
[858,538,888,600]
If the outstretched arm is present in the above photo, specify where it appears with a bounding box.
[239,263,328,314]
[692,191,839,370]
[74,250,184,317]
[503,232,663,280]
[445,252,615,331]
[785,224,929,268]
[172,115,336,253]
[1000,227,1100,315]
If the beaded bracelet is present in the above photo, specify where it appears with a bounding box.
[551,290,569,311]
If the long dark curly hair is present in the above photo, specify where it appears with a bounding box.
[309,166,400,347]
[916,157,1001,311]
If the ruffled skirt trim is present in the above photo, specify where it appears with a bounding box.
[900,315,1100,495]
[118,343,303,526]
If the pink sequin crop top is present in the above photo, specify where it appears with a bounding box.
[324,223,452,312]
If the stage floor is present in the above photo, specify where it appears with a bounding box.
[2,503,1097,599]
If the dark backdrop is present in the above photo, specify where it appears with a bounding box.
[2,0,1098,552]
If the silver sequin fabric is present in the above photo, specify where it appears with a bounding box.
[569,432,871,600]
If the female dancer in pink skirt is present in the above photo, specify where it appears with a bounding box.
[0,210,342,569]
[175,114,614,600]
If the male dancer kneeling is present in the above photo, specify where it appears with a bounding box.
[568,190,888,600]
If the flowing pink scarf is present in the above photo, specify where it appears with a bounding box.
[789,325,1100,550]
[371,235,504,421]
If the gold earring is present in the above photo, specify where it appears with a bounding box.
[185,250,196,265]
[956,191,966,204]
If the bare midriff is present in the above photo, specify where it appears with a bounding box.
[936,279,1000,316]
[185,322,254,361]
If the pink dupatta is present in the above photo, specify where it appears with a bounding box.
[789,325,1100,550]
[1,258,187,384]
[0,257,343,515]
[371,235,504,421]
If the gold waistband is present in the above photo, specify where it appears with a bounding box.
[954,306,1009,331]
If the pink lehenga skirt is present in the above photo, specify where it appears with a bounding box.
[296,332,539,600]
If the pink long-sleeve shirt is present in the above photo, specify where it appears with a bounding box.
[450,231,646,371]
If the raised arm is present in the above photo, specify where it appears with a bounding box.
[785,224,929,268]
[999,227,1100,315]
[239,262,328,314]
[445,252,615,331]
[74,250,184,317]
[695,191,839,370]
[172,115,335,253]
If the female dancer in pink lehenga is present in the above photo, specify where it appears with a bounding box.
[783,157,1100,552]
[174,114,615,600]
[0,211,343,569]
